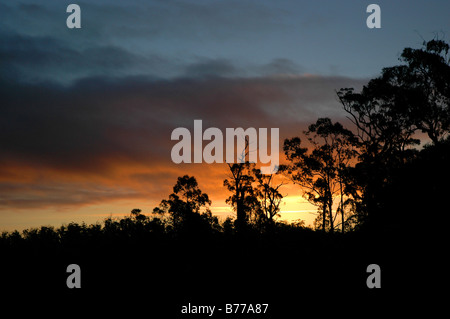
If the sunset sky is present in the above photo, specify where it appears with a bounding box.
[1,0,449,231]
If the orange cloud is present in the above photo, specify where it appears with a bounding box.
[0,73,366,230]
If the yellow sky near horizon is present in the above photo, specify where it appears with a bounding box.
[0,193,318,233]
[0,145,321,233]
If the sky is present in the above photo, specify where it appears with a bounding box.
[1,0,449,231]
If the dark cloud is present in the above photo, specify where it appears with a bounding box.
[0,181,142,209]
[0,73,367,176]
[0,30,176,84]
[0,2,334,85]
[0,0,368,212]
[184,58,238,77]
[0,0,297,84]
[0,75,366,215]
[0,29,308,84]
[260,58,304,75]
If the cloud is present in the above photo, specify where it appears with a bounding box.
[184,58,238,77]
[0,30,179,84]
[0,73,367,166]
[0,181,142,210]
[0,27,307,84]
[0,70,367,211]
[259,58,304,76]
[0,0,368,212]
[0,0,299,84]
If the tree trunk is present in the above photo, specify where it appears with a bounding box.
[328,196,334,233]
[236,188,246,232]
[322,206,326,233]
[340,180,345,233]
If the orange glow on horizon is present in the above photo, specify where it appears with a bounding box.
[0,146,320,232]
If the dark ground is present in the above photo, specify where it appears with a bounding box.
[1,223,437,317]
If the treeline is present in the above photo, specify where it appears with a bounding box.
[0,202,318,296]
[0,207,308,254]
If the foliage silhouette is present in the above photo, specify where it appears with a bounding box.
[253,170,285,229]
[223,138,261,232]
[283,118,357,233]
[334,39,450,230]
[152,175,220,236]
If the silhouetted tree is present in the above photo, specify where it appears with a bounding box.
[336,39,450,229]
[224,138,260,232]
[283,118,356,233]
[383,39,450,144]
[253,169,284,228]
[131,208,147,222]
[337,83,416,228]
[153,175,216,233]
